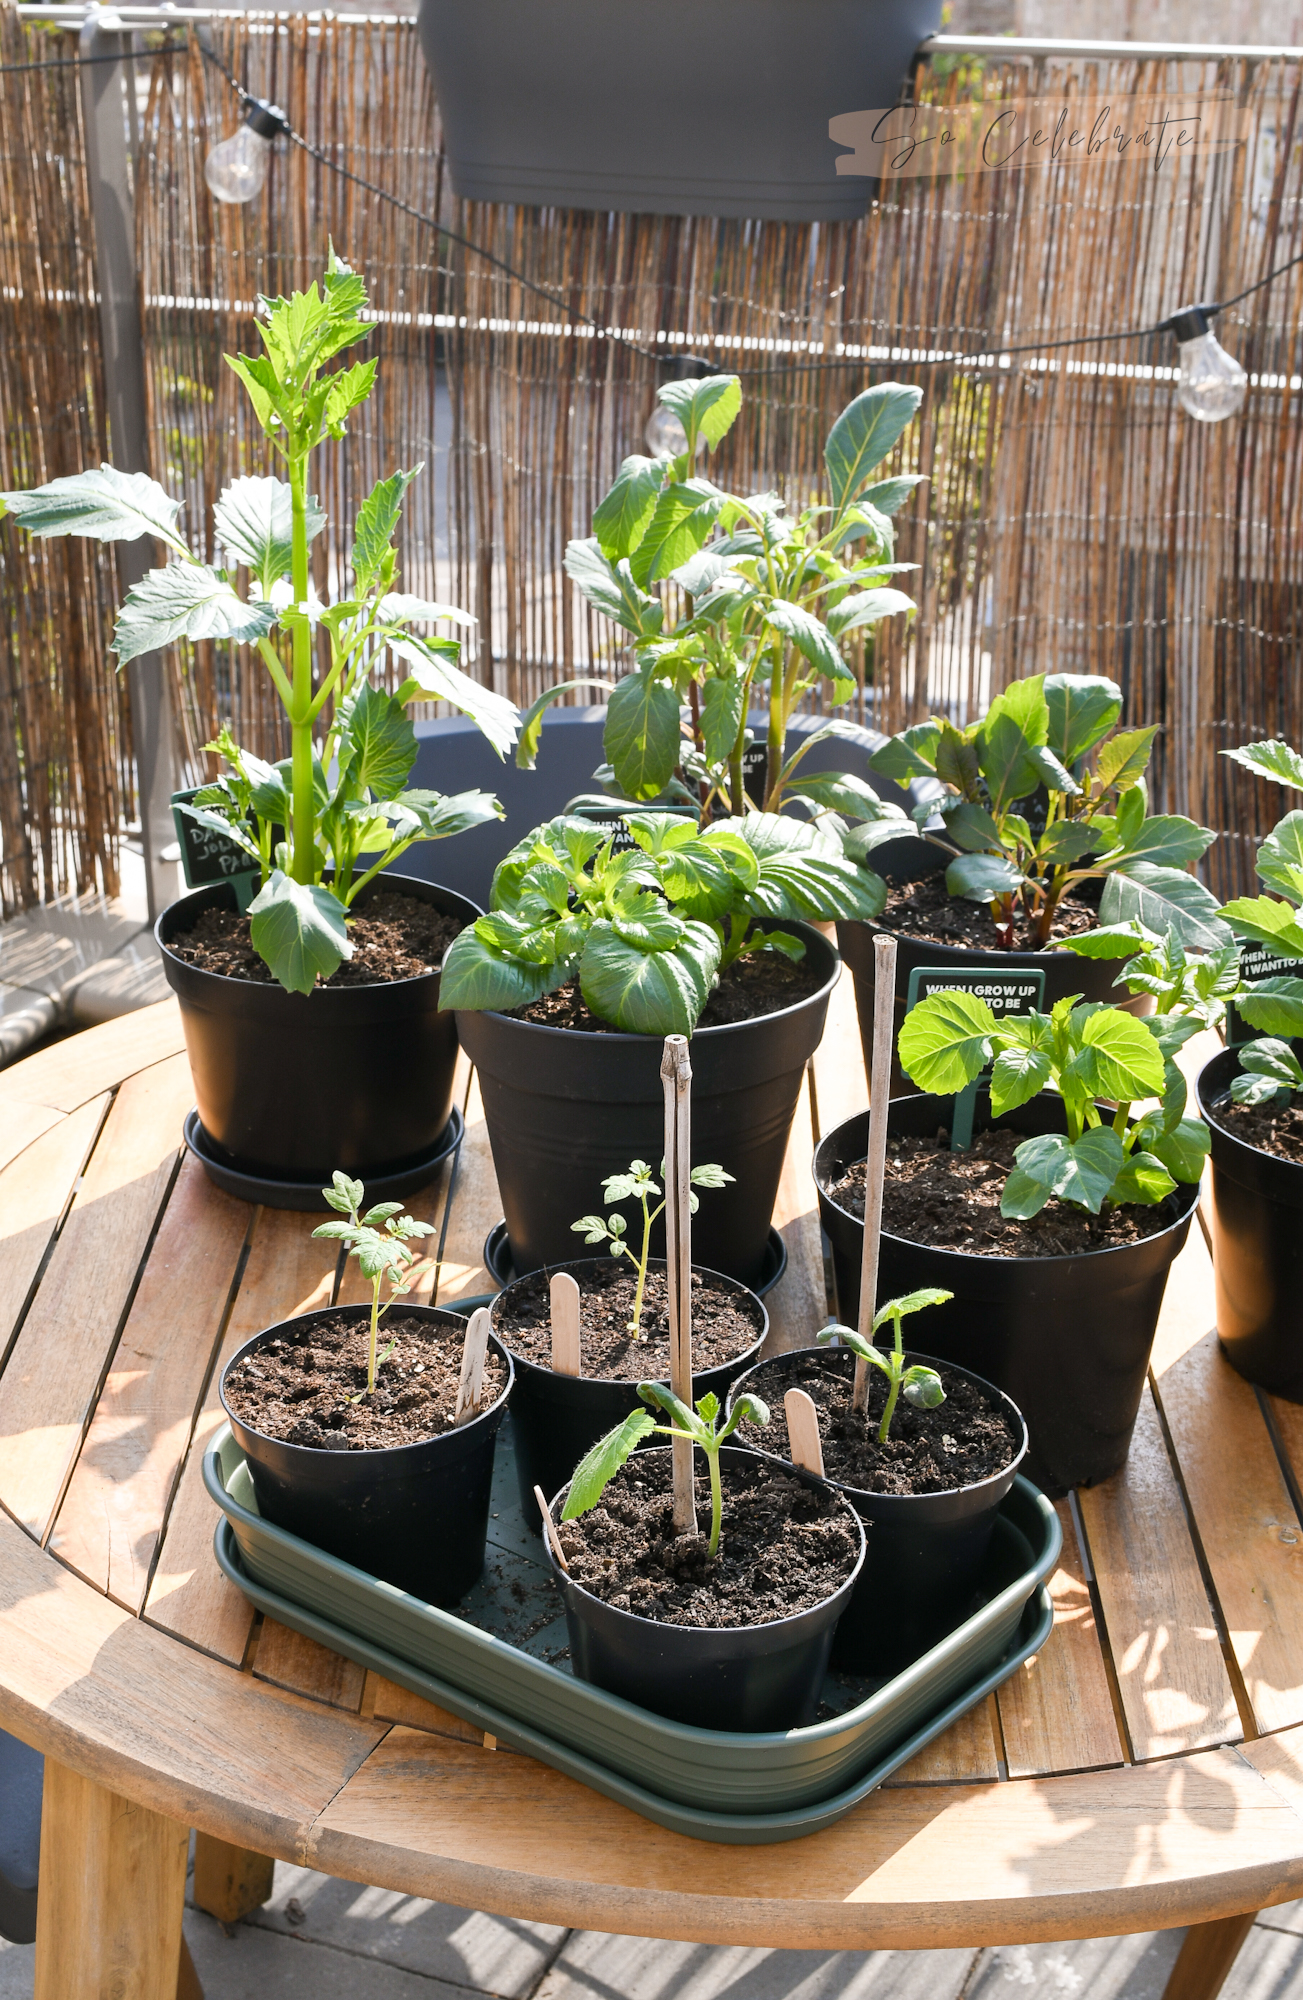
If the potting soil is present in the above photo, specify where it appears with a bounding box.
[167,891,461,986]
[495,1263,762,1377]
[511,945,823,1032]
[757,1356,1019,1494]
[1210,1092,1303,1164]
[882,873,1100,952]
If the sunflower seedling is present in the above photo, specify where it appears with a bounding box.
[312,1171,435,1395]
[571,1156,734,1336]
[818,1288,953,1443]
[561,1386,769,1560]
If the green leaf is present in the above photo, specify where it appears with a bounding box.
[990,1040,1054,1114]
[1222,739,1303,791]
[628,480,723,588]
[1044,674,1123,766]
[1218,894,1303,959]
[562,1411,658,1519]
[1237,976,1303,1038]
[1110,1150,1177,1206]
[0,463,185,546]
[604,669,682,802]
[764,600,844,681]
[897,988,997,1095]
[324,1171,365,1213]
[564,538,664,638]
[514,679,616,771]
[1096,725,1158,792]
[784,770,889,819]
[213,476,326,598]
[656,375,742,451]
[112,564,275,665]
[377,593,477,630]
[437,925,570,1012]
[1100,866,1232,952]
[387,788,503,844]
[388,635,520,760]
[858,473,924,516]
[1003,1127,1124,1217]
[946,852,1025,904]
[1111,816,1216,869]
[941,800,1004,852]
[174,799,260,864]
[978,675,1050,813]
[1036,821,1100,864]
[824,383,923,512]
[339,682,416,800]
[700,676,745,770]
[873,1286,955,1329]
[1255,811,1303,904]
[869,720,943,784]
[593,454,664,560]
[1065,1005,1166,1103]
[323,358,377,437]
[1147,1118,1211,1183]
[350,468,420,590]
[738,813,884,922]
[1057,921,1157,959]
[902,1367,947,1410]
[579,919,720,1035]
[825,587,915,638]
[1026,743,1081,796]
[247,871,351,994]
[1239,1037,1303,1089]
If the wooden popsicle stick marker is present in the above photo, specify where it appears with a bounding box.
[550,1270,581,1377]
[855,932,899,1415]
[662,1033,697,1536]
[784,1388,825,1479]
[453,1306,492,1426]
[535,1485,570,1571]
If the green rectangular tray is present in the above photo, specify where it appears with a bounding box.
[207,1422,1058,1844]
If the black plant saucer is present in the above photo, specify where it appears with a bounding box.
[482,1219,789,1297]
[184,1108,465,1213]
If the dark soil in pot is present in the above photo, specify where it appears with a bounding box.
[455,919,838,1288]
[491,1257,766,1530]
[219,1304,513,1607]
[166,889,461,987]
[546,1446,865,1731]
[881,873,1103,953]
[814,1094,1197,1495]
[1199,1047,1303,1398]
[159,871,481,1184]
[727,1345,1027,1675]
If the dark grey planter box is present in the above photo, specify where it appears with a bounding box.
[418,0,942,221]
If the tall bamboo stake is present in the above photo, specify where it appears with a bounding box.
[854,934,898,1415]
[661,1033,696,1535]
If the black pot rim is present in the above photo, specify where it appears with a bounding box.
[157,870,483,996]
[727,1345,1029,1504]
[490,1255,768,1384]
[813,1105,1201,1268]
[543,1444,867,1635]
[460,918,840,1043]
[218,1302,514,1461]
[1197,1045,1302,1169]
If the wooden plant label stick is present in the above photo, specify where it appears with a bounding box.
[661,1033,697,1536]
[534,1486,570,1571]
[453,1306,492,1426]
[783,1388,825,1479]
[855,932,899,1414]
[550,1271,581,1377]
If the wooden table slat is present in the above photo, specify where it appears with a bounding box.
[253,1618,367,1712]
[998,1500,1126,1777]
[362,1671,488,1746]
[0,1094,109,1364]
[434,1068,504,1306]
[883,1693,1001,1786]
[0,998,184,1116]
[809,953,869,1135]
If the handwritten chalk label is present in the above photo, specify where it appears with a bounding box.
[904,966,1046,1150]
[170,789,259,897]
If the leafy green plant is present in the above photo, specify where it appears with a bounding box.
[571,1156,734,1335]
[439,807,882,1035]
[1215,737,1303,970]
[311,1171,434,1395]
[1228,1038,1303,1107]
[867,672,1219,949]
[816,1288,952,1442]
[897,990,1208,1216]
[523,374,920,842]
[0,252,516,993]
[561,1386,770,1560]
[1059,919,1303,1041]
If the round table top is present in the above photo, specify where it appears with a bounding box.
[1,991,1302,1951]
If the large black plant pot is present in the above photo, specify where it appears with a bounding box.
[1199,1046,1303,1399]
[418,0,941,221]
[837,836,1151,1099]
[455,920,839,1290]
[814,1093,1197,1495]
[158,872,481,1185]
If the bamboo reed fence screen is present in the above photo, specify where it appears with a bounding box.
[4,12,1303,907]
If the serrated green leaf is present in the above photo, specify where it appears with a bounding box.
[0,463,186,548]
[350,467,421,590]
[1222,738,1303,791]
[593,453,664,560]
[990,1041,1054,1114]
[247,871,351,994]
[1096,725,1158,791]
[224,351,284,433]
[213,476,326,598]
[438,925,571,1011]
[1065,1004,1166,1102]
[628,480,722,588]
[1255,811,1303,903]
[604,669,682,802]
[388,634,519,760]
[1219,893,1303,958]
[1111,1150,1177,1206]
[562,1410,658,1519]
[824,383,923,512]
[323,358,377,437]
[1044,674,1123,765]
[898,988,997,1095]
[1100,865,1232,952]
[699,676,745,771]
[112,564,275,664]
[1237,975,1303,1037]
[656,375,742,451]
[338,681,416,800]
[564,538,664,638]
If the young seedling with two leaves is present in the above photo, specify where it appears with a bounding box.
[0,252,516,993]
[816,1288,953,1444]
[520,375,920,860]
[312,1172,434,1396]
[867,672,1219,950]
[571,1156,734,1336]
[897,991,1209,1218]
[440,807,881,1036]
[561,1387,770,1561]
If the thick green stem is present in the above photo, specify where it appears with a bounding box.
[706,1443,722,1558]
[288,447,316,883]
[765,639,785,809]
[877,1309,904,1444]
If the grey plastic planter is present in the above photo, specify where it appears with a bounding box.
[418,0,942,221]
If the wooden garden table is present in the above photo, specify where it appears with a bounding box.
[2,980,1303,2000]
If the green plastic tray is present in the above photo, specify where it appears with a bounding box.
[206,1423,1059,1844]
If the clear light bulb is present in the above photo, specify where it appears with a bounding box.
[205,101,287,205]
[1169,304,1248,424]
[646,403,701,459]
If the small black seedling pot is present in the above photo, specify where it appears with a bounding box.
[1199,1046,1303,1398]
[219,1304,514,1607]
[727,1346,1027,1677]
[543,1446,866,1732]
[491,1257,767,1530]
[814,1093,1197,1495]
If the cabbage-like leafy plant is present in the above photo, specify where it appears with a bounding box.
[562,1386,770,1560]
[816,1288,952,1443]
[439,808,882,1035]
[867,672,1219,950]
[571,1156,733,1335]
[523,374,920,846]
[897,990,1208,1216]
[0,251,516,992]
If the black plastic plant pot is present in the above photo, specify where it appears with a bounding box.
[1198,1047,1303,1398]
[218,1306,514,1608]
[726,1345,1027,1676]
[491,1258,768,1530]
[543,1448,866,1732]
[455,920,838,1288]
[813,1095,1198,1495]
[837,836,1149,1097]
[158,872,482,1184]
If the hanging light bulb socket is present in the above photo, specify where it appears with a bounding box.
[205,98,290,206]
[1162,300,1249,425]
[645,351,719,458]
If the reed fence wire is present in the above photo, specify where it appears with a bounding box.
[0,2,127,914]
